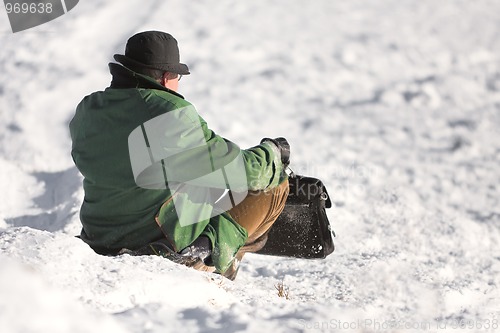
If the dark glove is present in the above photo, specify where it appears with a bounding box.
[261,137,290,168]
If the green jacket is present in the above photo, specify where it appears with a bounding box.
[70,64,285,272]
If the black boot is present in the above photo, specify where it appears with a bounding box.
[179,236,212,264]
[120,237,215,272]
[176,236,215,272]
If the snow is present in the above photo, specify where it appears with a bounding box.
[1,0,500,332]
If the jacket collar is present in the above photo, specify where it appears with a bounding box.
[108,63,184,99]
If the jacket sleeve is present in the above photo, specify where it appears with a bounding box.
[141,97,285,191]
[198,115,285,191]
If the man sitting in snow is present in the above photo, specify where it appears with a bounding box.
[69,31,290,279]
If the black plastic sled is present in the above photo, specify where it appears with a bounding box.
[257,173,335,259]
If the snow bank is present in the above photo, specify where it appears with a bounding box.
[0,255,127,333]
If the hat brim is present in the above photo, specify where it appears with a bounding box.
[114,54,190,75]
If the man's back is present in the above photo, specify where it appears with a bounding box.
[70,85,184,253]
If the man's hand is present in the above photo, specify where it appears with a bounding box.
[261,137,290,168]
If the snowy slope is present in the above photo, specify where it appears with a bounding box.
[1,0,500,332]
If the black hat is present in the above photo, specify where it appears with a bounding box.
[114,31,190,75]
